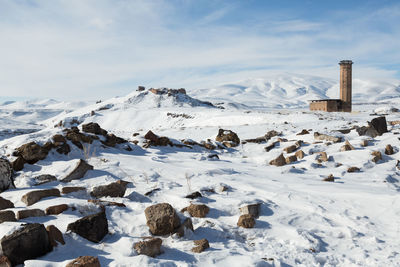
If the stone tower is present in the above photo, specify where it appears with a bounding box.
[339,60,353,112]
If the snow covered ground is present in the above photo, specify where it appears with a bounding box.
[0,74,400,266]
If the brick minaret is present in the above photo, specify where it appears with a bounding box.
[339,60,353,112]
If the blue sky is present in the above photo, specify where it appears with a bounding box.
[0,0,399,101]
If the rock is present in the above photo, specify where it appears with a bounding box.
[65,128,94,146]
[67,210,108,243]
[87,199,126,208]
[46,225,65,247]
[102,133,127,147]
[34,174,57,186]
[295,140,303,148]
[371,151,382,163]
[347,167,360,173]
[11,156,25,171]
[185,191,202,199]
[65,256,101,267]
[239,203,260,218]
[269,153,286,166]
[17,209,46,220]
[15,142,48,164]
[186,204,209,218]
[297,129,310,135]
[215,129,240,147]
[55,143,71,155]
[62,186,86,194]
[283,145,297,153]
[0,223,52,266]
[0,256,11,267]
[237,214,255,228]
[314,132,342,143]
[52,134,66,144]
[144,130,171,147]
[360,139,369,147]
[264,141,278,152]
[316,152,329,162]
[0,197,14,210]
[0,210,16,223]
[144,188,161,196]
[285,155,297,164]
[340,140,354,151]
[134,237,163,257]
[0,159,13,193]
[21,188,60,206]
[323,174,335,182]
[82,122,108,136]
[144,203,180,235]
[385,144,394,155]
[175,218,194,237]
[295,150,305,159]
[370,116,388,135]
[45,204,69,215]
[191,239,210,253]
[61,159,93,182]
[90,180,129,198]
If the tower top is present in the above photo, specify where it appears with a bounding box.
[339,60,353,65]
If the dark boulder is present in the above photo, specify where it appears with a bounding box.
[0,159,13,193]
[144,203,180,235]
[215,129,240,147]
[11,156,25,171]
[15,142,48,164]
[61,159,93,182]
[0,196,14,210]
[82,122,108,136]
[67,210,108,243]
[90,180,129,198]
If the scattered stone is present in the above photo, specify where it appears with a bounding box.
[17,209,46,220]
[88,199,126,207]
[52,134,66,144]
[90,180,129,198]
[340,140,354,151]
[61,159,93,182]
[102,133,127,147]
[144,203,180,235]
[207,154,219,159]
[15,142,48,164]
[347,167,360,173]
[314,132,342,143]
[0,159,13,193]
[323,174,335,182]
[66,256,101,267]
[62,186,86,194]
[21,188,60,206]
[134,237,163,257]
[11,156,25,171]
[144,188,161,196]
[0,196,14,210]
[371,151,382,163]
[175,218,194,237]
[34,174,57,186]
[191,239,210,253]
[0,210,16,223]
[360,140,369,147]
[285,155,297,164]
[239,203,260,218]
[316,152,329,162]
[356,117,388,137]
[297,129,309,135]
[185,191,202,199]
[65,128,94,147]
[237,214,255,228]
[45,204,69,215]
[67,210,108,243]
[295,150,305,159]
[186,204,210,218]
[283,145,297,153]
[215,129,240,147]
[0,223,52,266]
[385,144,394,155]
[82,122,108,136]
[269,153,286,166]
[0,256,11,267]
[264,141,278,152]
[46,225,65,247]
[144,131,171,147]
[337,128,352,134]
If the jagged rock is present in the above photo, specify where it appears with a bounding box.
[0,197,14,210]
[175,218,194,237]
[385,144,394,155]
[144,203,180,235]
[102,133,127,147]
[55,142,71,155]
[52,134,66,144]
[11,156,25,171]
[34,174,57,186]
[21,188,60,206]
[340,140,354,151]
[144,131,171,147]
[45,204,69,215]
[239,203,260,218]
[283,145,297,153]
[17,209,45,220]
[269,153,286,166]
[285,155,297,164]
[90,180,129,198]
[295,150,305,159]
[0,223,52,266]
[201,141,216,150]
[237,214,255,228]
[186,204,209,218]
[66,256,101,267]
[65,128,94,146]
[61,159,93,182]
[371,151,382,163]
[357,117,388,138]
[134,237,163,257]
[297,129,310,135]
[82,122,108,136]
[15,142,48,164]
[46,225,65,247]
[316,152,329,162]
[0,211,16,223]
[185,191,202,199]
[360,139,369,147]
[0,256,11,267]
[0,159,13,193]
[88,199,126,207]
[323,174,335,182]
[347,167,360,173]
[215,129,240,147]
[62,186,86,194]
[67,210,108,243]
[314,132,342,143]
[265,141,278,152]
[144,188,161,196]
[191,239,210,253]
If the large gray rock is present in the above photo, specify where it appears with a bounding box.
[357,116,388,138]
[61,159,93,182]
[21,188,60,206]
[67,210,108,243]
[0,159,13,193]
[144,203,180,235]
[0,223,52,266]
[90,180,129,198]
[0,197,14,210]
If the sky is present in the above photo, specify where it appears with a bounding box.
[0,0,399,101]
